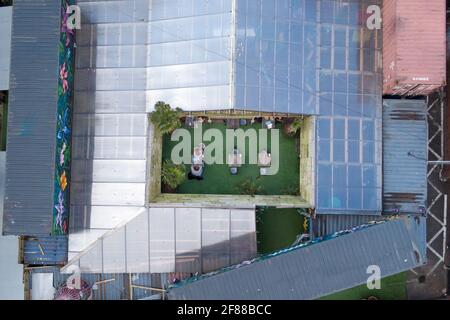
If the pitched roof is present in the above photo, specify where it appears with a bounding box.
[167,216,426,300]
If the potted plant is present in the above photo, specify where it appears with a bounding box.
[150,101,183,134]
[283,118,303,137]
[161,160,186,193]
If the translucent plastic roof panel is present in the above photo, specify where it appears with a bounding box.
[315,0,383,214]
[202,209,231,273]
[69,0,150,257]
[63,208,257,274]
[233,0,318,114]
[233,0,383,212]
[149,208,176,273]
[125,212,150,273]
[146,0,234,111]
[230,209,258,264]
[175,208,202,273]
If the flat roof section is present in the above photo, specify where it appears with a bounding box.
[63,207,257,275]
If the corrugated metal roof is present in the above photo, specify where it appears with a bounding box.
[0,6,12,91]
[28,267,168,300]
[383,99,428,214]
[2,0,61,236]
[167,216,426,300]
[313,214,382,238]
[23,236,68,266]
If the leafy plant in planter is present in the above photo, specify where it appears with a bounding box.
[161,160,186,192]
[283,118,303,137]
[150,101,183,134]
[234,178,264,197]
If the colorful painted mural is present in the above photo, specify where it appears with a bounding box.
[53,0,76,235]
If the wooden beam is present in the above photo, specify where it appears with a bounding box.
[94,278,115,286]
[38,244,45,256]
[131,284,166,293]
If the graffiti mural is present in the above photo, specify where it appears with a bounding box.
[53,0,76,235]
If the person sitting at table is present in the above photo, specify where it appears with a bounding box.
[192,143,206,165]
[188,164,204,180]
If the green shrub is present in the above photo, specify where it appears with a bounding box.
[150,101,183,134]
[162,160,186,190]
[283,118,303,137]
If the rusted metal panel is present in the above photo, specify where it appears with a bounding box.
[383,0,446,96]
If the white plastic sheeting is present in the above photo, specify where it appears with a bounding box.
[76,0,233,112]
[69,0,151,257]
[63,207,257,274]
[31,273,55,300]
[69,0,235,257]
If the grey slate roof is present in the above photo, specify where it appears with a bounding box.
[383,99,428,214]
[167,216,426,300]
[2,0,61,235]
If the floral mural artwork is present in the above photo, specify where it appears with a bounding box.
[52,0,76,235]
[61,4,75,47]
[60,171,68,191]
[55,191,66,232]
[60,143,67,165]
[60,63,69,93]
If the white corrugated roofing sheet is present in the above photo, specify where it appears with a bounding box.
[64,207,257,274]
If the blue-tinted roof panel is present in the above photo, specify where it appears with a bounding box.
[314,0,382,214]
[234,0,319,114]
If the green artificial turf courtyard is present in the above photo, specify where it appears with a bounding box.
[256,208,305,255]
[162,122,300,195]
[319,272,407,300]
